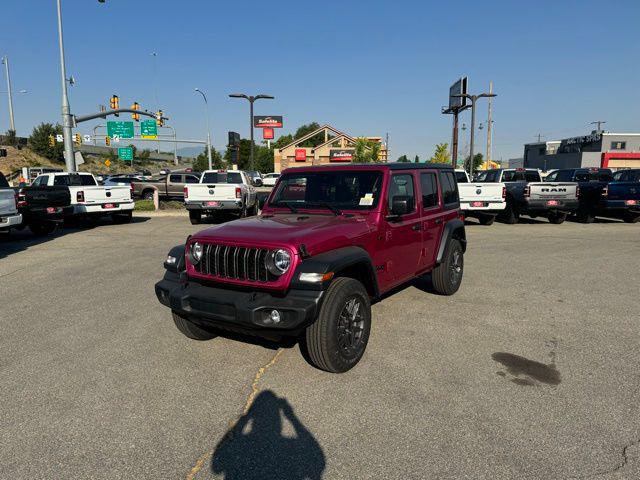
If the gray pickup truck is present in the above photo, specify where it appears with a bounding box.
[131,170,201,200]
[0,173,22,233]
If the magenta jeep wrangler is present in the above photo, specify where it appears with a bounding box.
[155,163,466,373]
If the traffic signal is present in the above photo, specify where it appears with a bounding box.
[132,102,140,121]
[156,109,164,127]
[105,136,110,146]
[73,133,82,146]
[110,94,119,117]
[48,135,55,147]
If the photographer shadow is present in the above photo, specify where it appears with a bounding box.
[211,390,325,480]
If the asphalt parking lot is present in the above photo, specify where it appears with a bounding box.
[1,214,639,480]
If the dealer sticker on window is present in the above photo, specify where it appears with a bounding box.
[359,193,374,206]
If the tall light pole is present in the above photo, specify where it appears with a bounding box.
[228,93,274,170]
[194,88,213,170]
[56,0,75,172]
[1,56,16,132]
[453,91,497,178]
[150,52,161,153]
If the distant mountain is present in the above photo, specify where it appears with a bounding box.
[176,146,206,158]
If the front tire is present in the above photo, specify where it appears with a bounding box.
[172,311,217,340]
[302,277,371,373]
[189,210,201,225]
[431,239,464,295]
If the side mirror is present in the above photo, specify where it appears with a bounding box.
[253,178,263,187]
[389,195,412,217]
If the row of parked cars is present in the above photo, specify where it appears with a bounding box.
[0,171,134,236]
[455,167,640,225]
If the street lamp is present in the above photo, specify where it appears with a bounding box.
[194,88,213,170]
[453,92,497,178]
[228,93,274,170]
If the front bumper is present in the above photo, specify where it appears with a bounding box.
[155,272,323,337]
[0,213,22,229]
[525,198,579,213]
[185,200,243,212]
[75,201,134,214]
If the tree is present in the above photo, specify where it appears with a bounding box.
[4,129,17,147]
[193,148,224,172]
[464,153,484,173]
[137,149,151,160]
[428,143,451,164]
[28,123,65,161]
[414,155,420,163]
[397,155,410,163]
[353,138,382,163]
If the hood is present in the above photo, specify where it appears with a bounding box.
[192,213,374,254]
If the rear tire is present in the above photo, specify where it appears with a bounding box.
[623,212,640,223]
[478,214,495,226]
[189,210,201,225]
[548,212,567,224]
[172,311,217,340]
[431,239,464,296]
[29,222,56,236]
[500,203,519,224]
[301,277,371,373]
[576,208,595,223]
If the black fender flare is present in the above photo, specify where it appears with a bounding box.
[164,244,187,273]
[436,219,467,264]
[290,246,380,297]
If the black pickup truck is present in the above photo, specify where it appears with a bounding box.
[16,185,73,235]
[545,168,640,223]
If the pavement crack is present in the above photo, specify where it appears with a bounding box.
[571,436,640,479]
[185,348,284,480]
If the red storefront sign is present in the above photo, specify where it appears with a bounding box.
[295,149,307,161]
[263,127,274,140]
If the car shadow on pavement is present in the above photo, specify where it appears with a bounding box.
[210,390,326,480]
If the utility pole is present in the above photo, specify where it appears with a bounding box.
[194,88,213,170]
[228,93,274,170]
[536,133,544,142]
[56,0,76,172]
[590,120,606,133]
[2,56,15,132]
[485,81,493,169]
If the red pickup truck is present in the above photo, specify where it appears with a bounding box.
[155,163,466,373]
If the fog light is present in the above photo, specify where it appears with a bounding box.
[270,310,281,324]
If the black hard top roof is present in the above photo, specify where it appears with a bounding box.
[285,162,454,171]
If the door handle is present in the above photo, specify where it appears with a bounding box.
[411,224,421,231]
[435,218,443,225]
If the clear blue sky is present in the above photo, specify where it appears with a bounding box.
[1,0,639,161]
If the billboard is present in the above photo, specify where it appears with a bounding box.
[448,77,468,109]
[263,127,274,140]
[254,116,283,128]
[329,149,355,162]
[295,149,307,161]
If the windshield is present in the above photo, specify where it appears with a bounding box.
[202,172,243,184]
[270,170,383,211]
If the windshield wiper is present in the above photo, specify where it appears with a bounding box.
[304,202,342,216]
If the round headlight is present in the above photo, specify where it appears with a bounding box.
[266,249,291,275]
[190,242,204,264]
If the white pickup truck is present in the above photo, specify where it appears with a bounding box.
[0,172,22,232]
[31,172,134,223]
[455,169,506,225]
[184,170,258,224]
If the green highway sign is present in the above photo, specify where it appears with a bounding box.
[140,120,158,139]
[118,147,134,161]
[107,121,134,139]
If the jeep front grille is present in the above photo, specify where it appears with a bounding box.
[193,244,277,282]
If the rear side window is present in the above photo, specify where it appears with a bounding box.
[0,173,10,188]
[440,171,459,206]
[169,174,181,183]
[420,173,439,209]
[454,171,468,183]
[502,171,516,182]
[388,174,416,213]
